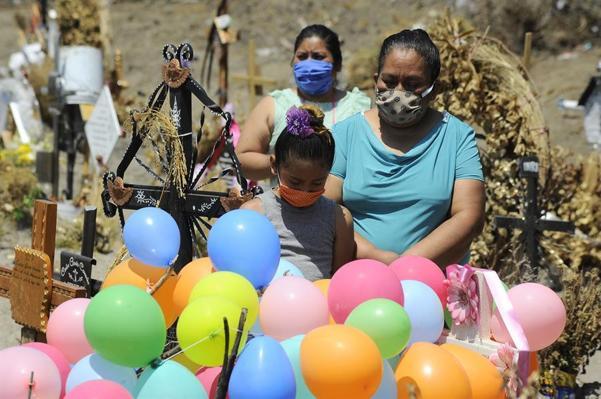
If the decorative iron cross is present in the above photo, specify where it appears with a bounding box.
[101,43,251,272]
[495,156,575,276]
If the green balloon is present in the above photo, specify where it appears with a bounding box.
[444,308,453,329]
[84,285,166,367]
[345,298,411,359]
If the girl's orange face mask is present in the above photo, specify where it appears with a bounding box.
[278,183,325,208]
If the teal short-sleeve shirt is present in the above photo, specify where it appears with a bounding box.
[331,112,483,254]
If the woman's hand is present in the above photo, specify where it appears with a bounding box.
[236,96,276,181]
[355,232,398,264]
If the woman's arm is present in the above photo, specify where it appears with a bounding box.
[327,175,399,265]
[403,179,485,267]
[332,205,355,274]
[236,96,276,181]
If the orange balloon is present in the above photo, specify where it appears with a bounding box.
[395,343,472,399]
[442,344,505,399]
[172,257,213,314]
[301,324,382,399]
[103,258,178,327]
[313,279,336,324]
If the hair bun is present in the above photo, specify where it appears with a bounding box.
[299,104,329,135]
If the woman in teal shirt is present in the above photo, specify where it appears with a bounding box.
[325,29,485,267]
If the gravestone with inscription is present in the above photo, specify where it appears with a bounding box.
[84,85,121,169]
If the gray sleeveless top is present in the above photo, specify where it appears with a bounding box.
[259,190,337,281]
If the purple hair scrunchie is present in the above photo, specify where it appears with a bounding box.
[285,107,314,138]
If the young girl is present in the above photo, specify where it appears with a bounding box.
[242,105,355,281]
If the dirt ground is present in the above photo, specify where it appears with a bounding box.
[0,0,599,393]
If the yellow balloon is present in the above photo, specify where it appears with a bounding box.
[177,296,248,366]
[189,271,259,326]
[172,352,202,374]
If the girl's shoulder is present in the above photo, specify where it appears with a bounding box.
[240,197,265,214]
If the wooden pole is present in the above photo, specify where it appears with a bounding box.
[523,32,533,69]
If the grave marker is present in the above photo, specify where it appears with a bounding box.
[85,86,121,170]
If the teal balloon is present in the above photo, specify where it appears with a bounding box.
[280,335,315,399]
[270,259,304,284]
[386,353,400,370]
[84,285,166,368]
[372,360,397,399]
[135,360,207,399]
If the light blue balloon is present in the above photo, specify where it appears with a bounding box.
[135,360,207,399]
[208,209,280,289]
[66,353,137,393]
[123,207,180,267]
[386,353,401,370]
[280,335,315,399]
[401,280,444,346]
[372,360,397,399]
[270,259,304,284]
[229,336,296,399]
[250,317,264,337]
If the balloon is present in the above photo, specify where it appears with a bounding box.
[372,360,397,399]
[313,279,336,324]
[401,280,444,345]
[300,325,382,399]
[173,257,213,314]
[177,296,248,366]
[270,259,304,283]
[84,285,166,368]
[47,298,94,364]
[444,308,453,329]
[208,209,280,289]
[328,259,404,323]
[64,380,133,399]
[442,344,505,399]
[389,255,446,306]
[280,335,315,399]
[490,283,566,351]
[196,367,223,399]
[173,352,202,374]
[123,207,180,267]
[260,276,329,341]
[387,353,401,370]
[490,313,511,343]
[395,342,472,399]
[66,354,137,393]
[103,258,178,327]
[189,271,259,326]
[229,336,296,399]
[135,360,208,399]
[0,346,61,399]
[24,342,71,398]
[249,317,264,337]
[344,298,412,358]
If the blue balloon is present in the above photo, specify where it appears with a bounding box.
[135,360,207,399]
[280,335,315,399]
[208,209,280,289]
[372,360,397,399]
[270,259,304,284]
[66,353,137,393]
[401,280,444,346]
[229,336,296,399]
[123,207,180,267]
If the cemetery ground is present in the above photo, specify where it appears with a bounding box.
[0,0,600,393]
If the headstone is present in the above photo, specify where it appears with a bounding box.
[59,252,94,296]
[84,85,120,170]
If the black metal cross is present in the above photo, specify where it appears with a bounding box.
[495,156,575,275]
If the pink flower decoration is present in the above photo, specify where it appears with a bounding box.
[444,264,479,326]
[489,344,520,394]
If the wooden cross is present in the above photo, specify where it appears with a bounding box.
[0,200,86,343]
[495,156,575,278]
[233,39,277,110]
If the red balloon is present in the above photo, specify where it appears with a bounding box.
[389,255,446,307]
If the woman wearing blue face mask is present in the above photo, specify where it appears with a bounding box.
[237,24,370,182]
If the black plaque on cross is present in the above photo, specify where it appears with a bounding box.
[101,43,250,273]
[59,206,99,296]
[495,156,575,276]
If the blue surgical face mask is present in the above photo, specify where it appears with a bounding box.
[293,59,334,96]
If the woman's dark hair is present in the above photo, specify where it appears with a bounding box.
[274,105,335,170]
[294,24,342,72]
[377,29,441,83]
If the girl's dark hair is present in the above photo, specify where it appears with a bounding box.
[274,105,335,170]
[377,29,441,83]
[294,24,342,72]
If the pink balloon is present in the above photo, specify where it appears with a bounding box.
[24,342,71,398]
[196,366,225,398]
[260,276,329,340]
[389,255,446,306]
[47,298,94,364]
[328,259,404,323]
[0,346,62,399]
[64,380,132,399]
[490,283,566,351]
